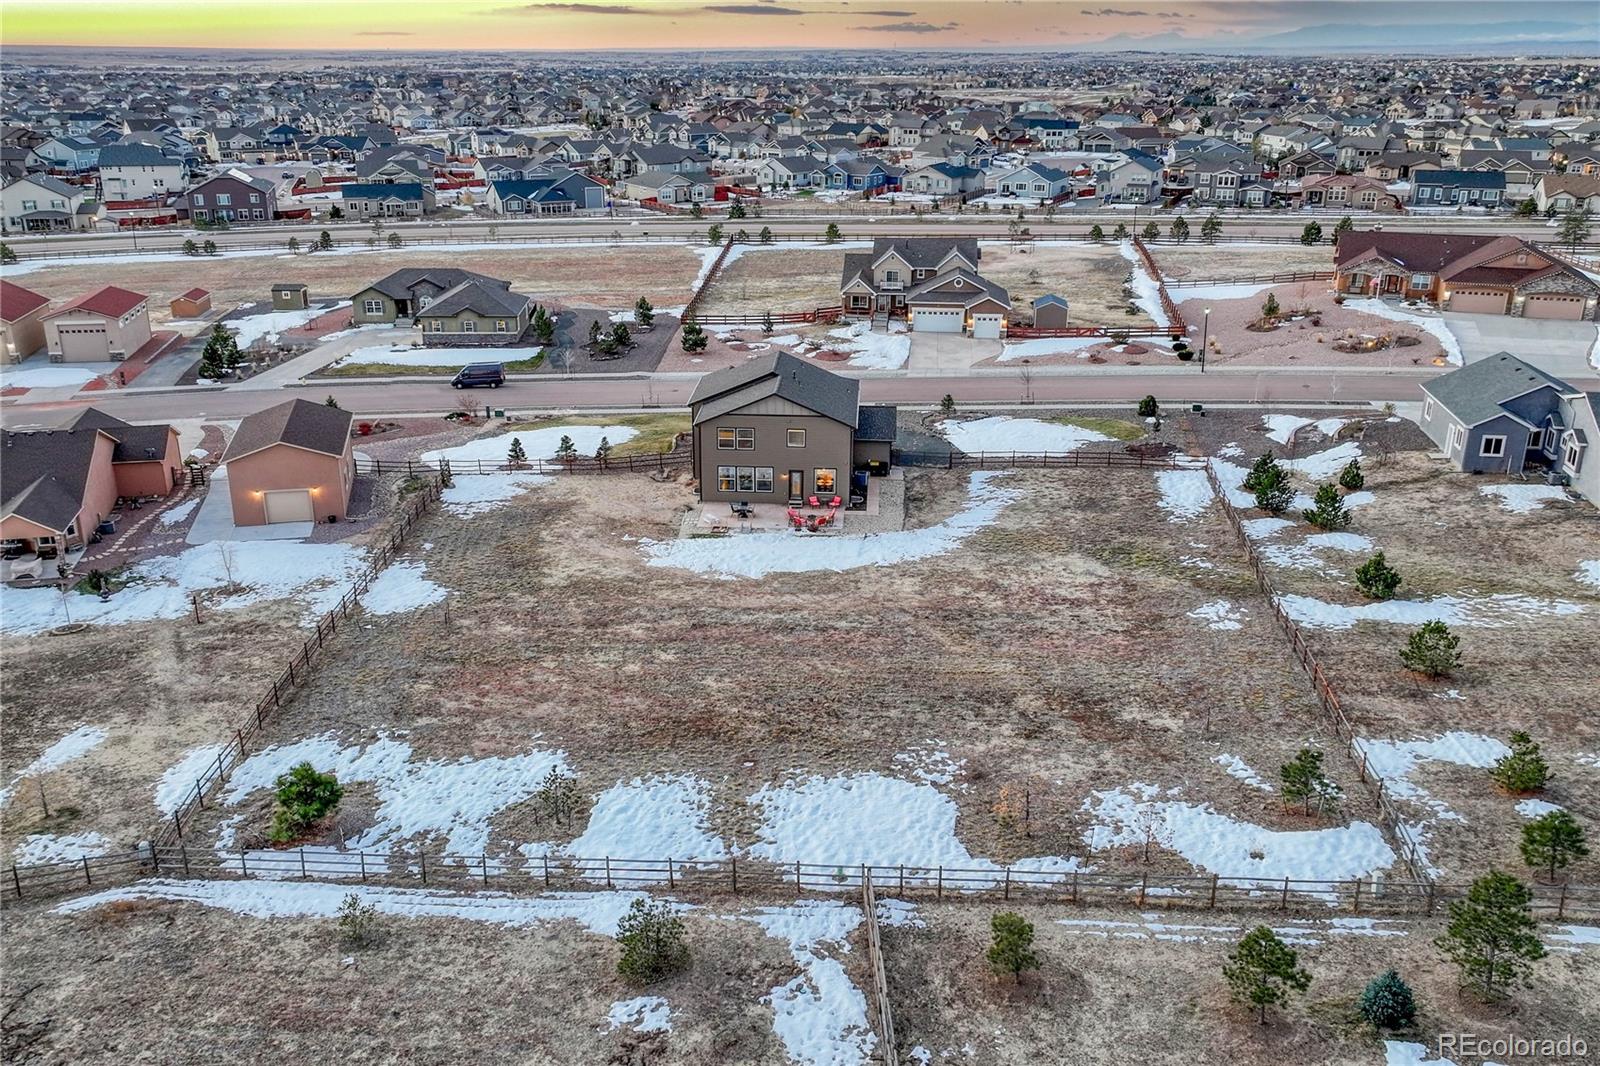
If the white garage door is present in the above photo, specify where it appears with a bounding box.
[913,307,962,333]
[1523,294,1586,321]
[1449,289,1508,315]
[971,313,1003,340]
[56,324,110,361]
[263,489,314,524]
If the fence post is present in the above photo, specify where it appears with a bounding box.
[1072,869,1079,904]
[482,854,489,886]
[300,848,308,879]
[11,865,21,900]
[1139,871,1147,907]
[172,810,184,842]
[181,843,191,877]
[1425,881,1435,917]
[605,856,613,890]
[795,859,801,890]
[667,856,674,889]
[731,856,738,893]
[1003,868,1011,901]
[899,864,905,895]
[1558,881,1568,920]
[1352,878,1361,914]
[1280,877,1290,911]
[360,851,367,882]
[1209,874,1219,909]
[543,855,551,887]
[419,850,427,885]
[239,849,246,878]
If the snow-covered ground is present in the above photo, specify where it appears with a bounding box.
[1168,280,1280,302]
[336,343,543,368]
[1117,240,1171,328]
[422,424,638,465]
[1212,754,1274,793]
[1156,469,1215,522]
[996,336,1105,361]
[606,996,672,1034]
[1342,299,1462,365]
[359,560,447,615]
[1056,913,1405,948]
[1578,561,1600,589]
[1276,591,1583,630]
[1479,483,1569,514]
[1188,599,1245,630]
[530,775,729,878]
[1357,732,1509,824]
[0,364,105,389]
[154,743,229,815]
[824,322,910,370]
[438,473,553,517]
[224,302,347,349]
[11,831,113,865]
[641,471,1018,580]
[939,415,1111,455]
[0,724,107,807]
[1261,415,1349,446]
[157,499,200,527]
[741,901,877,1066]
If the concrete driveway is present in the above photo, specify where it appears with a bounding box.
[1443,314,1599,380]
[908,331,1002,372]
[185,469,313,545]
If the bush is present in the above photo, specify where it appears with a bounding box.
[824,222,841,243]
[939,394,956,414]
[1261,292,1281,320]
[634,297,654,328]
[507,437,528,468]
[336,892,381,949]
[1302,483,1350,530]
[1141,220,1160,241]
[1280,747,1341,817]
[1243,452,1279,493]
[1089,224,1105,241]
[1399,620,1460,678]
[1521,810,1587,882]
[269,762,343,843]
[680,319,708,353]
[1354,552,1402,600]
[1300,221,1323,246]
[1137,395,1159,418]
[1491,731,1550,794]
[616,897,689,984]
[1339,458,1364,491]
[987,912,1039,979]
[1357,970,1416,1030]
[1254,467,1294,515]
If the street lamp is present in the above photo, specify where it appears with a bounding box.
[1200,307,1211,372]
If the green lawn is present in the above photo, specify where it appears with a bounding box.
[1048,415,1145,441]
[506,413,689,457]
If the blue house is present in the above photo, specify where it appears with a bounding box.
[1411,169,1505,207]
[487,172,606,216]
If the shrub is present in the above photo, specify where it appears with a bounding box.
[634,297,654,328]
[1399,620,1460,678]
[611,322,632,348]
[1170,216,1190,242]
[1279,747,1341,817]
[1112,222,1128,239]
[1302,483,1350,530]
[616,897,689,984]
[1089,223,1105,241]
[1137,395,1159,418]
[1491,731,1550,794]
[183,238,199,256]
[1243,452,1279,493]
[706,223,723,245]
[554,435,578,462]
[507,437,528,468]
[1339,458,1365,490]
[1354,552,1402,600]
[1300,221,1323,245]
[323,395,340,409]
[535,767,580,825]
[0,242,16,264]
[1435,871,1544,999]
[1261,292,1281,320]
[595,436,613,460]
[1224,926,1311,1024]
[1521,810,1587,883]
[824,222,841,243]
[268,762,343,843]
[680,319,708,353]
[761,310,774,335]
[1141,220,1160,241]
[939,394,956,414]
[987,912,1040,979]
[1357,970,1416,1030]
[336,892,381,949]
[759,226,774,244]
[1253,467,1294,515]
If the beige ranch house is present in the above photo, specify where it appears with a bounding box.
[222,398,355,526]
[841,238,1011,338]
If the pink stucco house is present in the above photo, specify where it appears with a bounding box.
[222,398,354,526]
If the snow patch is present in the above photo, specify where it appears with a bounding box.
[940,415,1111,455]
[1212,754,1274,792]
[439,473,553,517]
[1188,599,1245,631]
[12,831,113,866]
[423,424,638,465]
[154,743,229,815]
[1277,592,1583,630]
[740,901,876,1066]
[158,499,200,526]
[1155,469,1214,521]
[359,560,447,615]
[1343,299,1462,365]
[337,343,543,369]
[0,725,109,807]
[605,996,672,1034]
[1479,484,1568,514]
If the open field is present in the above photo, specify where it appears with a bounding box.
[6,244,706,329]
[979,242,1145,327]
[505,413,689,457]
[1154,244,1337,281]
[698,246,850,315]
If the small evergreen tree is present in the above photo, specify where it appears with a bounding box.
[634,296,655,328]
[611,322,631,348]
[1338,457,1364,490]
[707,223,723,244]
[323,395,340,409]
[1112,222,1129,239]
[759,226,774,244]
[336,892,381,949]
[680,319,708,353]
[1435,871,1545,999]
[328,205,344,220]
[534,766,580,825]
[1279,747,1341,816]
[1254,467,1294,515]
[616,897,690,984]
[824,222,842,243]
[1302,483,1351,530]
[1556,207,1592,251]
[532,306,555,345]
[1261,292,1281,320]
[1170,216,1190,243]
[1089,223,1105,241]
[596,332,618,356]
[986,912,1039,979]
[387,231,403,248]
[287,236,300,254]
[269,762,344,843]
[1200,212,1222,243]
[761,309,774,335]
[1357,970,1416,1030]
[939,393,956,414]
[1355,552,1402,600]
[0,242,16,264]
[183,238,199,255]
[1400,620,1460,678]
[507,437,529,468]
[1224,926,1311,1024]
[595,436,613,460]
[689,203,703,220]
[1137,395,1159,418]
[1514,197,1537,217]
[1332,215,1355,239]
[1491,731,1550,794]
[202,239,218,256]
[1521,810,1587,883]
[318,230,334,250]
[728,202,747,219]
[554,434,578,462]
[1141,220,1160,241]
[588,319,602,347]
[1300,221,1323,245]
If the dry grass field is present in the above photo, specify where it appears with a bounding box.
[979,242,1143,326]
[1154,244,1337,281]
[697,246,848,315]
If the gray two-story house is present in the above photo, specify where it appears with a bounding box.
[1418,352,1599,505]
[689,352,896,504]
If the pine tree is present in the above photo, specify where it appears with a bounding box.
[1491,731,1550,794]
[1556,207,1592,251]
[533,306,555,345]
[269,762,343,843]
[759,226,774,244]
[1112,222,1129,239]
[554,434,578,462]
[634,297,654,328]
[1302,483,1351,530]
[0,242,16,264]
[939,394,956,414]
[1434,871,1545,999]
[1300,221,1323,246]
[1333,215,1355,239]
[612,322,632,348]
[824,222,842,243]
[1355,552,1403,600]
[1254,467,1294,515]
[387,231,403,248]
[1280,747,1341,817]
[1089,223,1105,241]
[680,319,708,353]
[689,202,703,220]
[615,897,690,985]
[1137,395,1159,418]
[1200,212,1222,243]
[761,309,774,335]
[588,319,602,347]
[323,395,340,409]
[1357,970,1416,1030]
[1400,620,1460,678]
[202,239,218,256]
[1338,458,1364,491]
[1261,292,1281,320]
[1224,926,1311,1024]
[1515,197,1538,217]
[707,223,723,244]
[183,238,199,255]
[1170,216,1190,243]
[1141,220,1160,241]
[318,230,334,250]
[595,436,613,460]
[986,912,1039,979]
[507,437,528,468]
[729,202,747,219]
[1521,810,1587,883]
[287,236,300,254]
[1243,452,1280,493]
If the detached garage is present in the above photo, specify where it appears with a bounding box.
[41,285,152,362]
[222,398,355,527]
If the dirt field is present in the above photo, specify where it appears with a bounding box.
[1154,244,1337,281]
[979,242,1145,327]
[1,891,818,1065]
[7,243,705,331]
[697,246,848,315]
[887,899,1600,1065]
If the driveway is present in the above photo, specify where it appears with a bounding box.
[908,331,1002,372]
[185,469,313,545]
[1443,314,1599,380]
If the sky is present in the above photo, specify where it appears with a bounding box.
[2,0,1596,52]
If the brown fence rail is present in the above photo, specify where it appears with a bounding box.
[1169,270,1336,287]
[1005,325,1182,340]
[861,872,899,1066]
[355,451,689,479]
[693,306,843,326]
[1129,235,1188,335]
[893,449,1194,470]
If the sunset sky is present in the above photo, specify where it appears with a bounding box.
[2,0,1593,51]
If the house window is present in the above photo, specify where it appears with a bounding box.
[1447,423,1464,453]
[1564,440,1584,470]
[736,467,755,492]
[884,269,901,283]
[1422,397,1435,421]
[718,466,736,491]
[193,193,205,206]
[1409,274,1432,289]
[736,428,755,450]
[814,468,836,494]
[717,428,736,450]
[363,299,384,315]
[1479,436,1506,458]
[755,467,774,493]
[786,428,806,448]
[216,193,231,205]
[250,193,260,203]
[461,320,476,333]
[1527,429,1544,450]
[495,320,507,332]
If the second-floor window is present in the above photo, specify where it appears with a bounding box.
[216,193,231,205]
[193,193,205,205]
[787,429,806,448]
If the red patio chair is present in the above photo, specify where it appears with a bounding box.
[786,508,805,529]
[807,495,821,508]
[827,495,843,509]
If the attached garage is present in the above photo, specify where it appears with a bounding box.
[912,307,962,333]
[1523,293,1586,321]
[53,323,111,361]
[971,312,1004,339]
[1448,289,1509,315]
[262,489,315,524]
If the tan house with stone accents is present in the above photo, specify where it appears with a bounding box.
[840,238,1011,338]
[1334,232,1599,320]
[222,399,354,526]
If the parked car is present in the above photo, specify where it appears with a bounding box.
[451,363,505,389]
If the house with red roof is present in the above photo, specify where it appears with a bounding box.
[40,286,152,362]
[0,280,49,363]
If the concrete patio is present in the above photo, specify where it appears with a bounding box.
[680,469,904,537]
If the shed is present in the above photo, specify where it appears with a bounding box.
[1032,294,1070,329]
[170,288,212,319]
[271,283,310,311]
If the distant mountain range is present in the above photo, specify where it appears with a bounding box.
[1081,20,1599,55]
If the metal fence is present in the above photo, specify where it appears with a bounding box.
[354,450,689,479]
[893,449,1192,470]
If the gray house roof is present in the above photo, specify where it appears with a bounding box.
[416,279,531,319]
[1419,352,1574,427]
[689,351,859,428]
[355,268,509,301]
[855,405,898,443]
[223,398,351,463]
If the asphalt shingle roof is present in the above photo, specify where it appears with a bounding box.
[1420,352,1573,427]
[223,398,352,462]
[690,351,859,428]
